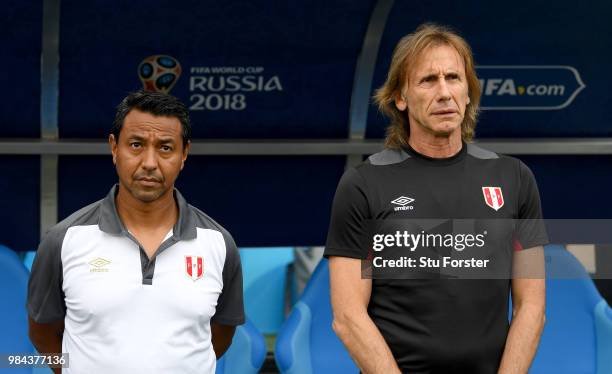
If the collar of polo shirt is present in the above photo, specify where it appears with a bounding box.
[98,184,198,240]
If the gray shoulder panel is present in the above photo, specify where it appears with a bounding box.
[467,143,499,159]
[54,199,103,233]
[28,199,102,323]
[38,199,102,259]
[190,205,229,234]
[190,205,244,325]
[368,148,411,165]
[190,205,238,252]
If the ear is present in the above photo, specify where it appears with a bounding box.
[180,141,190,170]
[109,134,118,165]
[395,92,408,111]
[467,96,471,105]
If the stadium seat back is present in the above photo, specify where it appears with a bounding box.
[528,245,612,374]
[216,318,266,374]
[0,245,34,373]
[275,258,358,374]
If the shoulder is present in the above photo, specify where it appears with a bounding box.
[41,199,103,250]
[466,143,500,160]
[367,147,411,166]
[466,143,529,169]
[188,205,238,250]
[466,143,537,186]
[336,147,411,187]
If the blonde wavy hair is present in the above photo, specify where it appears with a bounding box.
[373,23,481,148]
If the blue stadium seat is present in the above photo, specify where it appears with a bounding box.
[240,248,294,334]
[23,251,36,271]
[527,245,612,374]
[0,245,34,374]
[275,258,358,374]
[216,318,266,374]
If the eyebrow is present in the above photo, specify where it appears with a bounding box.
[126,135,146,142]
[419,73,438,81]
[418,71,460,81]
[125,135,176,144]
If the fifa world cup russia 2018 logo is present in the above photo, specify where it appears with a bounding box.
[138,55,182,94]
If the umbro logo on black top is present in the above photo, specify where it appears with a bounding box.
[391,196,415,211]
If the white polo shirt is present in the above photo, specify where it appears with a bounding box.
[28,185,244,373]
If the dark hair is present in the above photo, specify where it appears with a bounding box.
[111,90,192,148]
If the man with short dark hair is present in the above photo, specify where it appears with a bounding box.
[327,24,546,374]
[28,90,244,373]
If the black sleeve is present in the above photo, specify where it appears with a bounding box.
[27,227,66,323]
[515,161,549,249]
[324,167,371,259]
[211,231,245,326]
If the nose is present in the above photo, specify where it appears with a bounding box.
[437,78,451,102]
[141,146,158,171]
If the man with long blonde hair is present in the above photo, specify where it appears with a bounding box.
[325,24,546,373]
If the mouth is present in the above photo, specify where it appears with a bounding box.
[431,109,457,116]
[135,177,161,186]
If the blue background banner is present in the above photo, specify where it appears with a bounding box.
[366,1,612,138]
[0,1,42,138]
[58,0,374,139]
[2,1,612,249]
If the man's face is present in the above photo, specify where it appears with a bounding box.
[109,109,189,203]
[395,44,470,138]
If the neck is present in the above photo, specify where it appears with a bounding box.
[115,184,178,231]
[407,127,463,158]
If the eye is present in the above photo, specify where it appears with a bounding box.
[160,145,172,152]
[446,73,460,81]
[129,142,141,149]
[421,76,436,83]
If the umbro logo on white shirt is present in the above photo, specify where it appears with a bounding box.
[89,257,111,273]
[391,196,415,211]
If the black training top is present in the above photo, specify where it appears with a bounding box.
[325,143,548,374]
